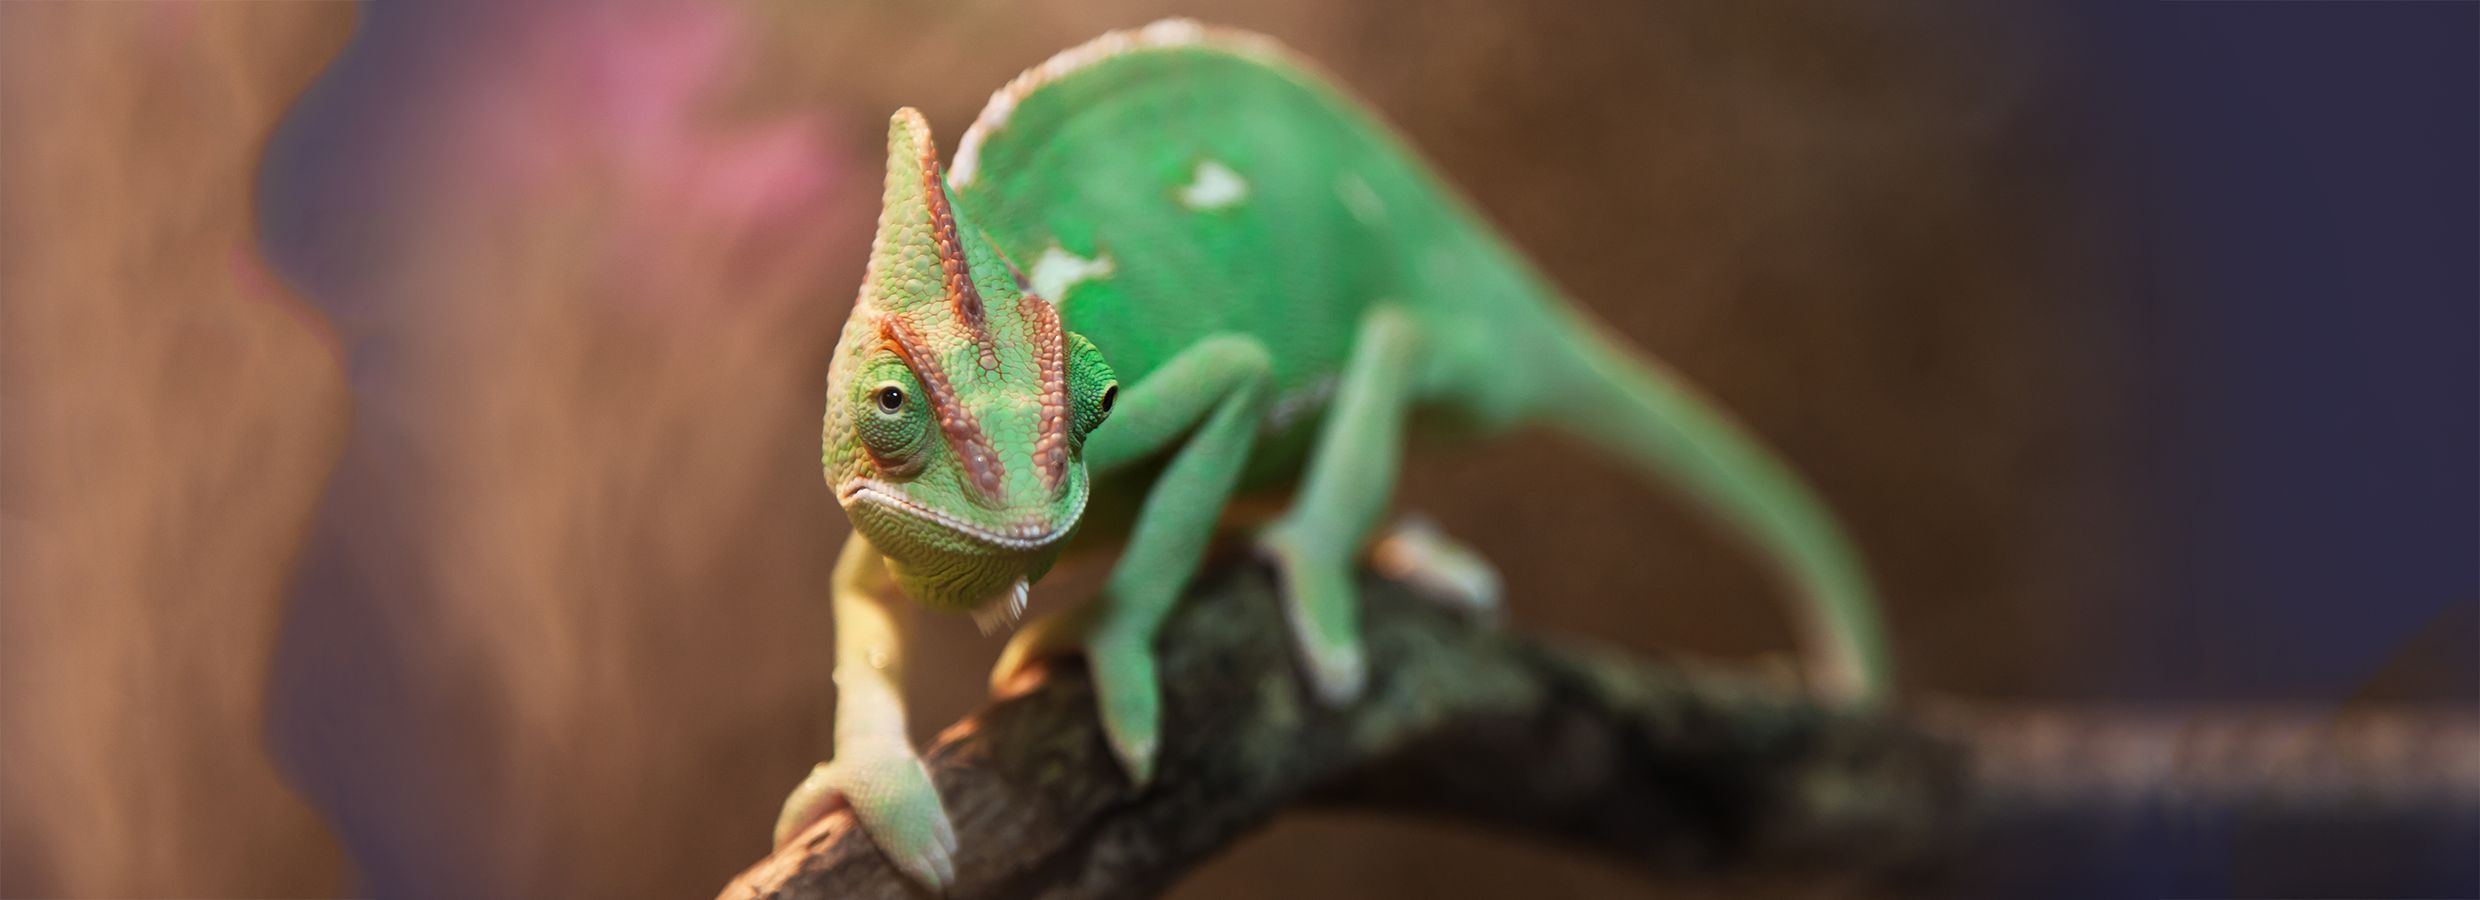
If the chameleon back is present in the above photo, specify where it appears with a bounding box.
[947,21,1571,463]
[947,20,1890,702]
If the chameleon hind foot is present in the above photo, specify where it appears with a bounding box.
[1257,526,1369,705]
[990,605,1165,784]
[989,601,1096,695]
[772,743,957,889]
[1370,514,1503,624]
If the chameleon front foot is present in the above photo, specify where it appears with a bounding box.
[1258,527,1369,705]
[991,608,1165,784]
[773,745,958,890]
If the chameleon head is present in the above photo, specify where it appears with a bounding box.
[823,108,1119,628]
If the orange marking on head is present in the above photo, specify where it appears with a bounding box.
[1022,294,1070,490]
[881,314,1005,502]
[919,142,1001,372]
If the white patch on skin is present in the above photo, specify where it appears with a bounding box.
[1262,373,1339,434]
[1028,244,1115,301]
[951,18,1300,188]
[1177,159,1249,210]
[1337,174,1384,225]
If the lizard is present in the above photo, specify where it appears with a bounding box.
[774,19,1893,889]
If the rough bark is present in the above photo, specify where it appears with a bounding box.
[719,570,2479,900]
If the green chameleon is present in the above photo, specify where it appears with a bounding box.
[776,19,1892,888]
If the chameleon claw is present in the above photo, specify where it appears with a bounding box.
[989,604,1166,782]
[772,762,844,850]
[1088,631,1164,785]
[1258,526,1371,705]
[1111,732,1159,785]
[1301,638,1367,705]
[774,746,958,892]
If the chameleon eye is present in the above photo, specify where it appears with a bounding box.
[1066,332,1118,442]
[855,364,929,475]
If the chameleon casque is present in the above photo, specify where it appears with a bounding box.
[778,20,1892,888]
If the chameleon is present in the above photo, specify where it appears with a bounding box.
[775,19,1892,888]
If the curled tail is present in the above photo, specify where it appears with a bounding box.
[1526,310,1893,706]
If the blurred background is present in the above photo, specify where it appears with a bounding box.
[1,1,2470,898]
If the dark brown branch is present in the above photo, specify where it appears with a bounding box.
[721,571,1964,899]
[1929,703,2480,819]
[718,570,2480,900]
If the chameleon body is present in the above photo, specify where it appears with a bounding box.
[779,20,1891,887]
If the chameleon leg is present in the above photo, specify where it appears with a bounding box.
[988,595,1097,695]
[773,534,957,889]
[1257,305,1426,703]
[995,335,1274,782]
[1369,513,1503,624]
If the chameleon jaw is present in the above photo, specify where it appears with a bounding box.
[838,478,1085,553]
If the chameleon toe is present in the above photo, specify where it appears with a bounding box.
[1260,528,1370,705]
[835,749,959,892]
[1087,634,1164,785]
[772,762,844,850]
[1303,638,1367,705]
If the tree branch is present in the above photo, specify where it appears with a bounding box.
[718,570,2480,900]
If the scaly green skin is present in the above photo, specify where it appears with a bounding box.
[776,20,1894,889]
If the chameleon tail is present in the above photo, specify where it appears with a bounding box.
[1525,310,1893,707]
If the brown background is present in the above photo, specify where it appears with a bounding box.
[7,1,2169,897]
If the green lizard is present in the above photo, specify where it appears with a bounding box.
[775,20,1892,888]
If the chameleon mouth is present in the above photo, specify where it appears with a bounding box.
[838,478,1085,552]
